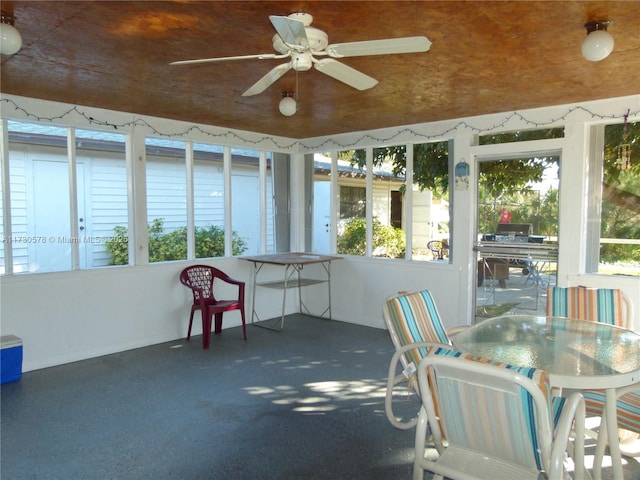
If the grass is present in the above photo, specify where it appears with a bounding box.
[476,302,518,318]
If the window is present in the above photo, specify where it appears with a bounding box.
[142,142,273,262]
[231,148,274,256]
[193,143,226,258]
[8,122,71,272]
[477,159,559,237]
[75,129,128,268]
[411,141,450,262]
[340,186,366,220]
[329,143,450,260]
[1,120,277,272]
[3,121,127,273]
[146,138,187,263]
[336,149,369,256]
[371,145,406,258]
[479,127,564,144]
[588,121,639,275]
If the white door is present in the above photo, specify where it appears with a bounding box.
[31,160,86,271]
[313,181,331,254]
[474,150,559,318]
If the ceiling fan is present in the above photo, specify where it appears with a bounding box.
[170,12,431,97]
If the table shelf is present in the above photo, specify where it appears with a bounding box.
[257,278,326,290]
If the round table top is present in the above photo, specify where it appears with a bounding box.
[453,315,640,389]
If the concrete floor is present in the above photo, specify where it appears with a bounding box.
[2,314,637,480]
[476,263,555,320]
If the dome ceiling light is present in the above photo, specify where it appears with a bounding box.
[0,11,22,56]
[582,20,614,62]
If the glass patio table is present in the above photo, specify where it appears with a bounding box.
[453,315,640,480]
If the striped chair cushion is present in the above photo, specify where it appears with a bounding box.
[384,290,450,367]
[546,286,625,326]
[583,390,640,433]
[427,347,559,471]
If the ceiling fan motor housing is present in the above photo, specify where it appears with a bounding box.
[272,27,329,54]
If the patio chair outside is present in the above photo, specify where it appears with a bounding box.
[427,240,447,260]
[414,349,587,480]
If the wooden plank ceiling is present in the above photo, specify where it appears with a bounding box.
[1,1,639,139]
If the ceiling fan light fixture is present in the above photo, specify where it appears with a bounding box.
[581,20,614,62]
[0,11,22,55]
[279,92,297,116]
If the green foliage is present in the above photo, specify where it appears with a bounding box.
[104,218,247,265]
[477,154,560,236]
[337,218,367,256]
[337,217,405,258]
[600,122,640,265]
[105,225,129,265]
[478,157,555,199]
[604,121,640,180]
[477,187,559,236]
[148,218,186,262]
[343,142,450,197]
[479,127,565,144]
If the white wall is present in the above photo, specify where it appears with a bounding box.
[0,255,465,372]
[329,256,464,329]
[0,259,252,372]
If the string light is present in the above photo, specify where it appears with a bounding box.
[1,97,637,151]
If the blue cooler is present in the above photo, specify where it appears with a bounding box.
[1,335,23,384]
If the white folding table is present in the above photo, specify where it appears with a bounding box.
[241,252,341,331]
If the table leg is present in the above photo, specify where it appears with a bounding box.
[605,388,623,480]
[250,261,288,332]
[280,264,294,329]
[249,262,259,324]
[326,261,332,320]
[295,264,302,316]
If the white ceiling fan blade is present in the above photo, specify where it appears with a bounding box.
[242,62,292,96]
[170,53,285,66]
[314,59,378,91]
[326,36,431,58]
[269,15,309,47]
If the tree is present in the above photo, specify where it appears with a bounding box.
[341,143,450,196]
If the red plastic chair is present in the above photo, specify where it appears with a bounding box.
[179,265,246,349]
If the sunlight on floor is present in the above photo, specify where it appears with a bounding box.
[243,378,387,413]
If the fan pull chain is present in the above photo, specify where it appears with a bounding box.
[295,69,300,112]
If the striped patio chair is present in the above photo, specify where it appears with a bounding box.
[414,348,587,480]
[383,290,453,429]
[547,286,637,476]
[583,384,640,479]
[545,285,632,328]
